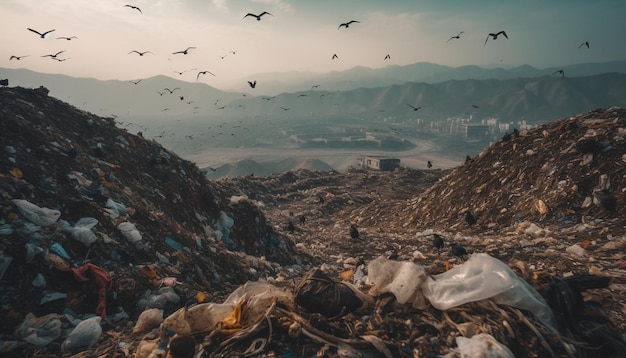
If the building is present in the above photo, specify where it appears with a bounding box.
[360,155,401,171]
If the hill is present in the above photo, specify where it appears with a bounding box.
[0,87,624,357]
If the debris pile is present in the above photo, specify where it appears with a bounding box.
[0,86,624,357]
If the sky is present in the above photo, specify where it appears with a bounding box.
[2,0,625,91]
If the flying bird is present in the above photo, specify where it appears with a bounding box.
[447,31,464,42]
[196,70,215,80]
[130,79,142,85]
[247,80,257,88]
[27,28,55,38]
[124,4,142,13]
[280,107,290,111]
[331,53,339,60]
[243,11,273,21]
[338,20,360,29]
[384,54,391,60]
[471,104,480,108]
[128,50,152,56]
[172,47,196,55]
[552,70,565,79]
[57,36,77,40]
[163,87,180,94]
[578,41,590,48]
[41,50,65,58]
[408,104,422,111]
[311,84,320,89]
[9,55,29,60]
[484,31,508,45]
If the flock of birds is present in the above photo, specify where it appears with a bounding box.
[9,3,594,119]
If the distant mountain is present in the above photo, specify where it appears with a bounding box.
[226,72,626,126]
[203,158,334,179]
[231,61,626,94]
[0,68,239,120]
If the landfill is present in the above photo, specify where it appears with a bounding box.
[0,86,624,357]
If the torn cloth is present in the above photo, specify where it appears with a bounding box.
[70,263,113,318]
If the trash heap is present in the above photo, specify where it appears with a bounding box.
[0,86,624,357]
[0,86,305,356]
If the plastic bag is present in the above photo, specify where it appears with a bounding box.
[61,316,102,353]
[367,256,429,309]
[12,199,60,227]
[117,222,142,244]
[133,308,163,333]
[295,268,372,317]
[454,333,514,358]
[423,253,556,331]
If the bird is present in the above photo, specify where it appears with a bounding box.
[129,50,152,56]
[9,55,29,60]
[598,189,617,212]
[484,31,508,45]
[465,155,472,164]
[124,4,142,13]
[450,243,468,260]
[331,54,339,60]
[27,28,55,38]
[384,54,391,60]
[433,233,445,254]
[447,31,464,42]
[247,80,257,88]
[41,50,66,59]
[311,84,320,89]
[57,36,77,40]
[172,47,196,55]
[297,94,307,98]
[163,87,180,94]
[471,104,480,108]
[243,11,272,21]
[299,215,306,225]
[464,211,477,226]
[130,79,142,85]
[578,41,590,49]
[338,20,360,29]
[280,107,291,111]
[349,224,360,240]
[196,70,215,81]
[408,104,422,111]
[427,160,433,169]
[552,70,565,79]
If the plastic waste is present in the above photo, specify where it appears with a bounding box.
[49,242,71,260]
[0,223,13,235]
[40,292,68,305]
[138,286,180,310]
[105,198,126,218]
[32,273,46,287]
[423,253,556,331]
[14,313,63,347]
[133,308,164,333]
[294,268,372,317]
[366,256,429,309]
[0,251,13,280]
[164,281,292,336]
[454,333,514,358]
[61,316,102,353]
[117,222,142,245]
[12,199,61,226]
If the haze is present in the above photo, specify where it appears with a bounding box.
[2,0,625,92]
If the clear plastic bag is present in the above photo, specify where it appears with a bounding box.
[423,253,556,331]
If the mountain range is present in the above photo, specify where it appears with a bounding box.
[2,61,626,161]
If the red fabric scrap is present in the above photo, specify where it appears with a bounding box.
[70,263,113,318]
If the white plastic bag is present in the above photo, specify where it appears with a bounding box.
[367,256,429,309]
[61,316,102,353]
[454,333,514,358]
[12,199,60,226]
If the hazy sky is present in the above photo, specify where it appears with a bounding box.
[2,0,625,91]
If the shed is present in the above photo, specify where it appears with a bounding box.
[360,155,400,171]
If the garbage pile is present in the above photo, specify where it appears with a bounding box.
[0,86,624,357]
[0,86,306,356]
